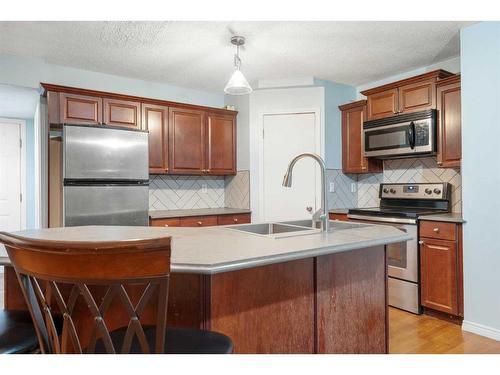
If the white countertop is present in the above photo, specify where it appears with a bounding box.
[0,223,410,274]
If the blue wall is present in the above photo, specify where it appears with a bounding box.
[0,54,225,108]
[314,79,357,169]
[461,21,500,339]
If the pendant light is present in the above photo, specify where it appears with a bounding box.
[224,36,252,95]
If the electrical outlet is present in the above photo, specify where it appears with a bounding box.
[201,184,208,193]
[329,182,335,193]
[351,183,357,193]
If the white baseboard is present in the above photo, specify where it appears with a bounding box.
[462,320,500,341]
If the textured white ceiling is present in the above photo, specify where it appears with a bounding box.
[0,21,473,92]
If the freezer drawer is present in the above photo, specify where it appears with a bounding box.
[64,185,149,226]
[64,125,149,180]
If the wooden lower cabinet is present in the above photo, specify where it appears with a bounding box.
[329,212,349,221]
[419,221,463,317]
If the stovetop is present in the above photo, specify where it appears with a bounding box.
[348,206,449,219]
[347,183,452,222]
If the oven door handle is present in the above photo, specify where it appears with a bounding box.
[408,121,416,149]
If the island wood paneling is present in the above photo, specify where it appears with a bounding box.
[209,258,315,354]
[316,246,387,354]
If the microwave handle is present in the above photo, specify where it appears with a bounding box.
[408,121,416,149]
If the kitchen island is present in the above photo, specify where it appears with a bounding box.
[1,221,409,354]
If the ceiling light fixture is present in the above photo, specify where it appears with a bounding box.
[224,36,252,95]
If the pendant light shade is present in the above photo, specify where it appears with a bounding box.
[224,69,252,95]
[224,36,252,95]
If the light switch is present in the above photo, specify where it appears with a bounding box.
[351,183,357,193]
[201,184,208,193]
[329,182,335,193]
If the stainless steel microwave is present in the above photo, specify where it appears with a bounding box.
[363,109,437,158]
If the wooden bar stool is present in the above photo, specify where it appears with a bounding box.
[0,227,233,354]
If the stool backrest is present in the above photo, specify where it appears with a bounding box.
[0,231,171,354]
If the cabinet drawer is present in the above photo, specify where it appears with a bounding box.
[420,220,456,241]
[217,213,251,225]
[329,213,349,221]
[150,218,180,227]
[180,215,218,227]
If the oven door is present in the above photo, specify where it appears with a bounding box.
[348,216,418,282]
[386,224,418,282]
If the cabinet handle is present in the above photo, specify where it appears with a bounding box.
[197,221,203,226]
[433,228,440,233]
[418,240,424,245]
[233,218,238,223]
[437,161,443,166]
[164,224,169,227]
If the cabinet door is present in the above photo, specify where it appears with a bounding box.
[169,107,206,174]
[341,103,382,174]
[143,103,168,174]
[103,98,141,129]
[59,92,102,125]
[398,80,435,114]
[420,238,458,315]
[206,112,236,175]
[437,80,461,168]
[366,89,399,120]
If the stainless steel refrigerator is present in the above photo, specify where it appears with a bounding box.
[62,125,149,226]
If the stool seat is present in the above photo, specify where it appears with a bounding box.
[94,326,233,354]
[0,310,39,354]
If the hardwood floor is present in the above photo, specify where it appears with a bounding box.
[389,307,500,354]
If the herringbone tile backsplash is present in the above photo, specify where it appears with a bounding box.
[225,170,251,209]
[327,170,358,209]
[149,175,225,210]
[357,157,462,212]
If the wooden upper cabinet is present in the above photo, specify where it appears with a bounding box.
[169,107,206,174]
[420,238,458,316]
[366,88,399,120]
[339,101,382,174]
[398,80,435,114]
[206,112,236,175]
[142,103,168,174]
[437,75,461,168]
[362,70,453,121]
[103,98,141,129]
[59,92,102,125]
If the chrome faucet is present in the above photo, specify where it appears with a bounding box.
[282,153,329,232]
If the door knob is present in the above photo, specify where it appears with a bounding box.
[306,206,313,212]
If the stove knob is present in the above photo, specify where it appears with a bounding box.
[390,188,396,194]
[433,188,441,195]
[383,188,389,194]
[425,188,433,195]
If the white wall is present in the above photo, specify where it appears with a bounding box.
[355,56,461,98]
[248,86,325,221]
[224,94,250,170]
[460,22,500,341]
[0,54,224,108]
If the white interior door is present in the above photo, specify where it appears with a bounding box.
[0,122,22,256]
[262,112,319,222]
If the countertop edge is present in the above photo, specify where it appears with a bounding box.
[149,208,251,219]
[170,233,411,274]
[418,215,465,224]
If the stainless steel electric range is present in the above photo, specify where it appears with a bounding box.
[347,182,451,314]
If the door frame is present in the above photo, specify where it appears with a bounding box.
[257,108,323,222]
[0,117,27,230]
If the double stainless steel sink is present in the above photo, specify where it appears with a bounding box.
[225,220,369,239]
